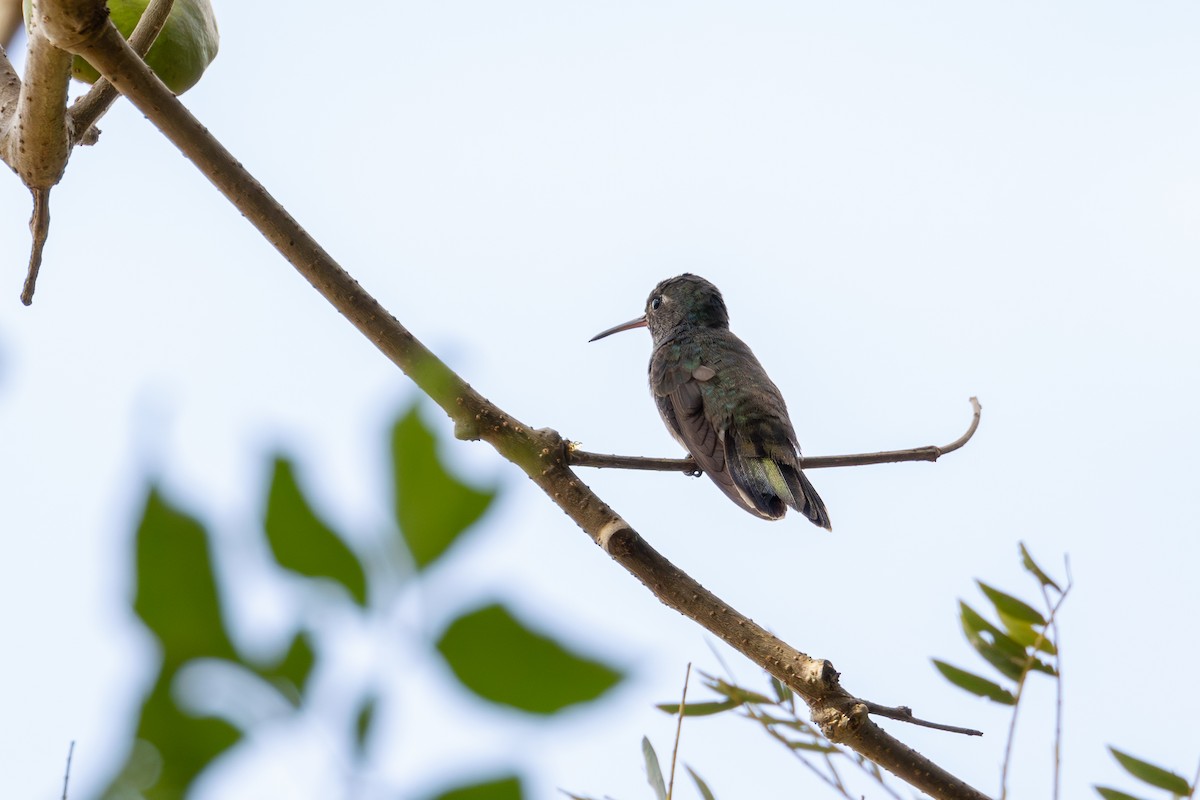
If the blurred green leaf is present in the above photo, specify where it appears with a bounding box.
[392,405,497,570]
[997,610,1057,656]
[255,629,316,707]
[429,775,523,800]
[789,740,841,753]
[656,699,739,717]
[355,695,377,757]
[703,677,774,706]
[688,765,717,800]
[642,737,667,800]
[104,488,244,798]
[960,603,1029,681]
[978,581,1046,625]
[932,660,1016,704]
[1020,542,1061,591]
[436,603,622,713]
[1094,788,1149,800]
[264,456,367,605]
[769,676,793,705]
[103,671,240,799]
[134,487,237,664]
[1109,748,1192,796]
[960,602,1055,681]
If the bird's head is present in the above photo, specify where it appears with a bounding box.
[590,273,730,344]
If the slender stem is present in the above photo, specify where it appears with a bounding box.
[61,740,75,800]
[666,663,691,800]
[35,5,993,797]
[20,186,51,304]
[570,397,982,472]
[863,702,982,737]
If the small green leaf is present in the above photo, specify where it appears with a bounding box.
[687,765,717,800]
[704,678,774,706]
[932,660,1016,704]
[392,405,497,570]
[769,676,793,705]
[642,737,667,800]
[264,457,367,605]
[789,740,841,753]
[1094,787,1149,800]
[428,775,523,800]
[960,603,1055,681]
[355,695,377,756]
[1109,748,1192,796]
[134,487,236,665]
[102,673,240,799]
[978,581,1046,625]
[436,603,622,714]
[655,699,739,717]
[256,630,316,706]
[1020,542,1061,591]
[998,611,1057,656]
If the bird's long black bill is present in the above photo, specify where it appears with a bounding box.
[589,315,648,342]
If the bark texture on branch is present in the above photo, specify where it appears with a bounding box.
[23,3,992,797]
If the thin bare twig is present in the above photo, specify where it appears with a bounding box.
[1046,556,1072,800]
[61,740,75,800]
[36,5,992,798]
[999,564,1072,800]
[569,397,982,472]
[69,0,174,145]
[20,186,51,304]
[863,702,982,737]
[666,663,691,800]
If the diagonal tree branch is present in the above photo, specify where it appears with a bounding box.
[569,396,982,473]
[32,3,991,798]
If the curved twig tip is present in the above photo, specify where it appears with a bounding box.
[938,397,982,457]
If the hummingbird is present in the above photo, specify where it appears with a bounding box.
[590,274,831,529]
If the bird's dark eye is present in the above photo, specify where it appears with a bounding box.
[650,296,662,311]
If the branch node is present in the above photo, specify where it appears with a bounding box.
[453,415,481,441]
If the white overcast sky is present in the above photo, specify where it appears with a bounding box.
[2,2,1199,799]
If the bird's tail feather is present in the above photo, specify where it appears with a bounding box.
[784,465,832,531]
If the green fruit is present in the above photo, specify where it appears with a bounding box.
[24,0,219,94]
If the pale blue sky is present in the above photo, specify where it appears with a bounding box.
[2,2,1199,798]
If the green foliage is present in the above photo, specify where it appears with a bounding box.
[687,765,718,800]
[1094,747,1195,799]
[106,489,242,799]
[437,603,622,714]
[392,406,497,570]
[102,402,624,799]
[254,629,316,707]
[133,488,236,664]
[264,456,367,605]
[931,660,1015,705]
[934,542,1065,708]
[642,736,668,800]
[354,694,378,757]
[428,775,524,800]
